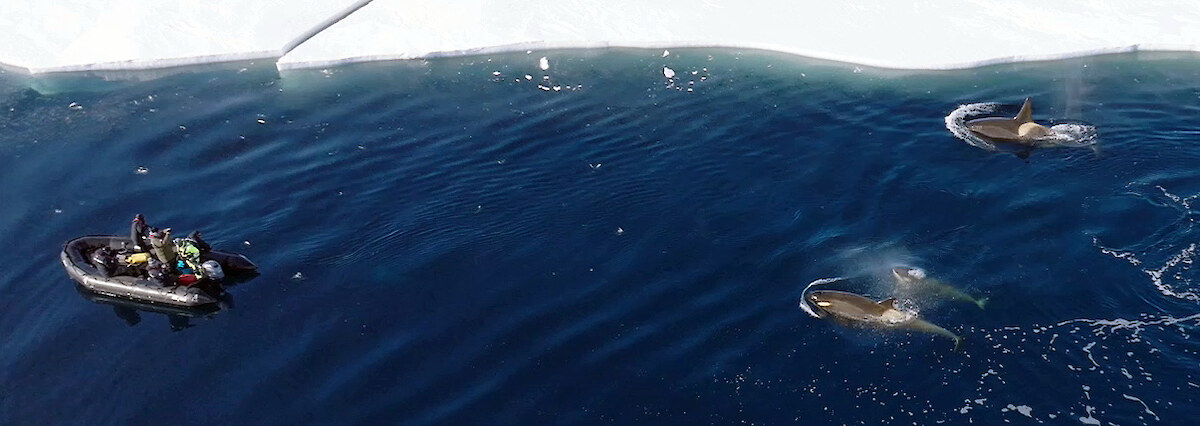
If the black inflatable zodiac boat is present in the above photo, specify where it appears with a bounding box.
[61,235,256,307]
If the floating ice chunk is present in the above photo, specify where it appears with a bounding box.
[492,71,501,76]
[615,227,624,235]
[68,102,82,110]
[135,166,149,174]
[1121,395,1159,421]
[1009,404,1033,417]
[292,272,304,280]
[662,49,669,57]
[663,66,675,78]
[257,118,266,124]
[524,74,532,80]
[538,56,549,70]
[1079,406,1100,425]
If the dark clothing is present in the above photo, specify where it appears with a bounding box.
[90,247,116,277]
[130,215,150,251]
[146,258,169,285]
[188,231,212,253]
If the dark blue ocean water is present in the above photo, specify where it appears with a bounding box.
[2,49,1200,425]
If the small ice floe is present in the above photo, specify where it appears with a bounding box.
[524,74,533,80]
[179,125,187,130]
[68,102,82,110]
[539,56,549,70]
[663,66,676,79]
[615,227,625,235]
[54,209,63,214]
[135,166,149,175]
[292,272,304,280]
[662,49,670,57]
[589,163,602,170]
[492,71,501,76]
[243,241,251,246]
[257,118,266,124]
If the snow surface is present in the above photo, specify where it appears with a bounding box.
[2,0,1199,74]
[0,0,368,74]
[277,0,1200,70]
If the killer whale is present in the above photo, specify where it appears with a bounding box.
[891,267,988,309]
[966,97,1051,144]
[801,289,963,351]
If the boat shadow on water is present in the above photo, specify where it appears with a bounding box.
[76,284,220,331]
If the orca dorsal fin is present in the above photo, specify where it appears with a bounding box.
[878,297,897,308]
[1014,98,1034,123]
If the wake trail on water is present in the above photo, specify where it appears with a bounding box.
[954,311,1200,424]
[945,102,1000,151]
[1093,185,1200,302]
[798,277,845,318]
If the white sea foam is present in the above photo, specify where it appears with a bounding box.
[1057,312,1200,337]
[944,103,1000,151]
[1092,185,1199,302]
[798,277,845,318]
[1043,123,1098,147]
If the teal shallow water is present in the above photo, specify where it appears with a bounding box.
[1,50,1199,424]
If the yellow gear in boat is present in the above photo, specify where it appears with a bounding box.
[123,252,150,265]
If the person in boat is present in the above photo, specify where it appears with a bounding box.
[148,227,176,265]
[131,214,210,256]
[127,214,221,285]
[188,230,212,254]
[175,237,203,277]
[130,214,151,251]
[173,236,225,285]
[131,214,174,264]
